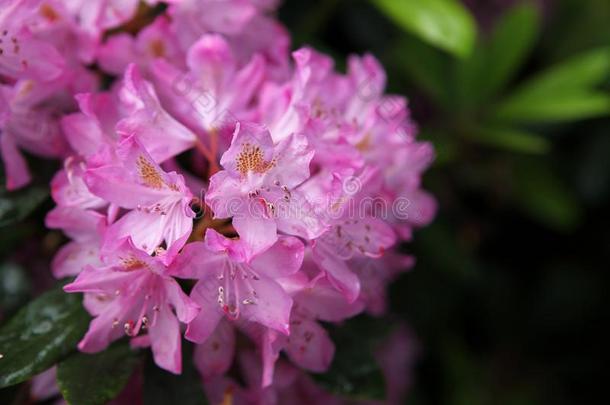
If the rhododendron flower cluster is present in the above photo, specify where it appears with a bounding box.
[1,0,435,403]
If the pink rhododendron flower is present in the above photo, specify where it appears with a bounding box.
[4,0,439,401]
[152,34,265,142]
[84,135,195,256]
[206,122,321,256]
[173,229,303,340]
[64,238,199,373]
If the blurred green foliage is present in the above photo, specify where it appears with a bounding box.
[281,0,610,404]
[57,342,141,405]
[0,287,89,388]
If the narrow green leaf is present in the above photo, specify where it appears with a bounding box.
[143,343,208,405]
[494,47,610,121]
[0,185,48,227]
[57,342,141,405]
[494,91,610,123]
[314,316,388,400]
[468,127,550,154]
[372,0,476,58]
[518,47,610,96]
[0,288,89,388]
[479,3,540,99]
[452,3,539,106]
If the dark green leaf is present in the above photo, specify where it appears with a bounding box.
[371,0,476,58]
[478,3,540,100]
[0,185,48,227]
[0,263,31,319]
[494,91,610,123]
[467,126,550,154]
[143,343,208,405]
[57,342,141,405]
[518,46,610,95]
[314,316,388,400]
[494,47,610,122]
[0,287,89,388]
[452,4,539,106]
[513,160,582,230]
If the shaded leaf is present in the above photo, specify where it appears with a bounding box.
[0,263,31,322]
[494,47,610,122]
[57,342,141,405]
[314,316,387,400]
[468,126,550,154]
[478,3,540,100]
[494,91,610,123]
[0,287,89,388]
[0,185,48,227]
[452,3,539,106]
[513,160,582,230]
[143,342,208,405]
[372,0,476,58]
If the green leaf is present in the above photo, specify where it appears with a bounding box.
[314,316,388,400]
[372,0,476,58]
[517,47,610,95]
[452,3,539,106]
[494,47,610,122]
[0,185,48,227]
[0,263,31,319]
[57,341,141,405]
[513,160,582,230]
[143,343,208,405]
[0,287,89,388]
[467,126,550,154]
[478,3,540,99]
[495,91,610,123]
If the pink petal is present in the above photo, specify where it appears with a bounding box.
[85,136,188,209]
[219,122,274,176]
[64,265,144,295]
[169,240,226,279]
[102,210,165,255]
[285,318,335,373]
[60,112,108,157]
[45,206,105,241]
[232,204,278,259]
[117,65,196,162]
[50,165,106,210]
[312,243,361,303]
[0,29,64,81]
[185,277,224,344]
[97,33,135,75]
[193,320,235,379]
[149,304,182,374]
[295,278,365,322]
[250,236,304,278]
[51,241,101,279]
[205,170,244,219]
[0,132,30,190]
[270,133,314,189]
[239,273,292,335]
[77,300,125,353]
[164,277,200,323]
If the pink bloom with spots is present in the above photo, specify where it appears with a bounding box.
[84,135,195,257]
[64,238,199,374]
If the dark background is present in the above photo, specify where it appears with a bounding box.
[1,1,608,404]
[279,0,610,404]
